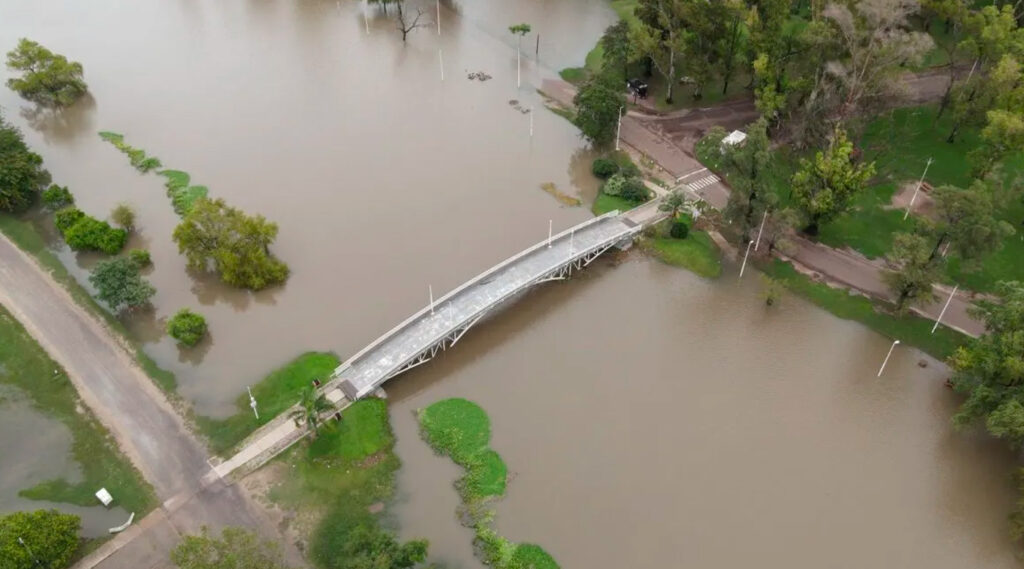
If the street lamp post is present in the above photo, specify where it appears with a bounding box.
[904,157,933,220]
[247,386,259,420]
[877,340,900,377]
[18,537,41,567]
[615,106,623,151]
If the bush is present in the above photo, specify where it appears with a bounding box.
[617,158,641,178]
[670,221,690,239]
[128,249,151,268]
[601,173,628,196]
[62,216,127,254]
[54,207,84,233]
[89,257,155,311]
[591,158,619,179]
[110,202,135,230]
[41,184,73,209]
[619,177,650,202]
[0,117,50,213]
[0,509,80,569]
[167,309,208,347]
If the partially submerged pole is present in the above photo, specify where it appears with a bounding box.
[877,340,900,377]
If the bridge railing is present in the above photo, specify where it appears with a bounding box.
[331,211,630,381]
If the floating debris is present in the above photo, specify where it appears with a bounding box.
[467,71,492,81]
[508,100,531,114]
[539,182,582,207]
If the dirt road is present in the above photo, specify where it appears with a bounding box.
[0,235,301,569]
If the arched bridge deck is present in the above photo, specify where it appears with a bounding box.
[331,211,642,400]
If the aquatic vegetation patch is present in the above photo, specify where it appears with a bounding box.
[418,397,559,569]
[98,131,162,173]
[539,182,582,207]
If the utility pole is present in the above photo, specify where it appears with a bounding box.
[877,340,900,377]
[904,157,933,220]
[738,241,753,279]
[247,386,258,419]
[429,285,435,314]
[615,106,623,151]
[547,220,553,248]
[754,208,769,251]
[436,0,440,35]
[931,286,958,334]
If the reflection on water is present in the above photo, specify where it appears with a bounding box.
[387,257,1021,569]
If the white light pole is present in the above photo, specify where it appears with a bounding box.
[738,240,753,279]
[754,208,769,251]
[931,285,958,334]
[615,106,623,151]
[547,220,553,248]
[904,157,933,220]
[438,49,444,81]
[529,106,534,137]
[247,386,259,420]
[436,0,441,35]
[877,340,900,377]
[517,43,521,88]
[17,537,39,566]
[429,285,435,314]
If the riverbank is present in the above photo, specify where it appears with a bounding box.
[418,398,559,569]
[0,304,156,547]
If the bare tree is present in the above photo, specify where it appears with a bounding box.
[396,1,427,42]
[822,0,934,121]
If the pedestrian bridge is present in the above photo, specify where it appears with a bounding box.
[331,211,642,400]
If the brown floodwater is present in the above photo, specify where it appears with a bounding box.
[387,259,1021,568]
[1,0,1021,566]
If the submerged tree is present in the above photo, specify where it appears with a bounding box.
[89,256,156,312]
[395,0,427,42]
[5,39,88,107]
[172,197,289,290]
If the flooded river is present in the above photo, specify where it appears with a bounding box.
[0,0,1020,565]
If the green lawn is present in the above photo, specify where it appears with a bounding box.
[760,260,968,360]
[417,398,559,569]
[0,305,156,514]
[642,231,722,278]
[591,191,639,216]
[195,351,340,455]
[816,183,921,259]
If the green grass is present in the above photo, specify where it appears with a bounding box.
[0,305,157,514]
[641,225,722,278]
[592,191,639,216]
[0,215,178,392]
[760,259,968,360]
[418,398,559,569]
[816,183,919,259]
[308,397,390,462]
[195,351,340,455]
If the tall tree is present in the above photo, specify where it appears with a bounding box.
[5,39,88,107]
[821,0,934,121]
[0,509,80,569]
[928,182,1015,268]
[921,0,968,118]
[395,1,427,42]
[658,190,694,219]
[790,126,875,234]
[716,0,747,96]
[289,385,334,438]
[0,114,49,212]
[634,0,687,104]
[883,232,942,313]
[600,20,632,80]
[714,118,775,237]
[172,197,289,290]
[573,72,626,146]
[88,256,156,312]
[171,527,293,569]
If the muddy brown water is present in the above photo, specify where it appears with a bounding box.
[0,0,1020,565]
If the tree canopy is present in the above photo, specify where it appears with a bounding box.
[172,197,289,290]
[167,309,208,347]
[0,509,80,569]
[790,127,875,234]
[170,526,293,569]
[573,73,625,147]
[0,114,49,213]
[88,256,156,312]
[5,39,88,107]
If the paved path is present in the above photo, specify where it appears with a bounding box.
[0,235,301,569]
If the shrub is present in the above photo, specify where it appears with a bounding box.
[41,184,73,209]
[591,157,619,179]
[54,207,84,233]
[619,177,650,202]
[601,173,628,196]
[63,216,127,254]
[615,153,641,178]
[670,221,690,239]
[128,249,151,268]
[0,117,50,212]
[89,257,155,311]
[0,509,80,569]
[167,309,208,347]
[110,202,135,230]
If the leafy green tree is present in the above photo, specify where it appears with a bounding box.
[167,309,208,347]
[882,232,942,314]
[970,108,1024,178]
[289,385,334,437]
[600,21,632,80]
[172,197,289,290]
[658,190,692,219]
[41,184,73,209]
[790,127,875,235]
[715,118,774,237]
[62,215,127,254]
[88,256,155,312]
[950,281,1024,449]
[572,73,625,146]
[0,509,80,569]
[591,157,619,179]
[128,248,152,268]
[110,202,136,231]
[634,0,687,104]
[5,39,87,107]
[0,115,49,213]
[928,182,1015,269]
[170,526,293,569]
[322,522,427,569]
